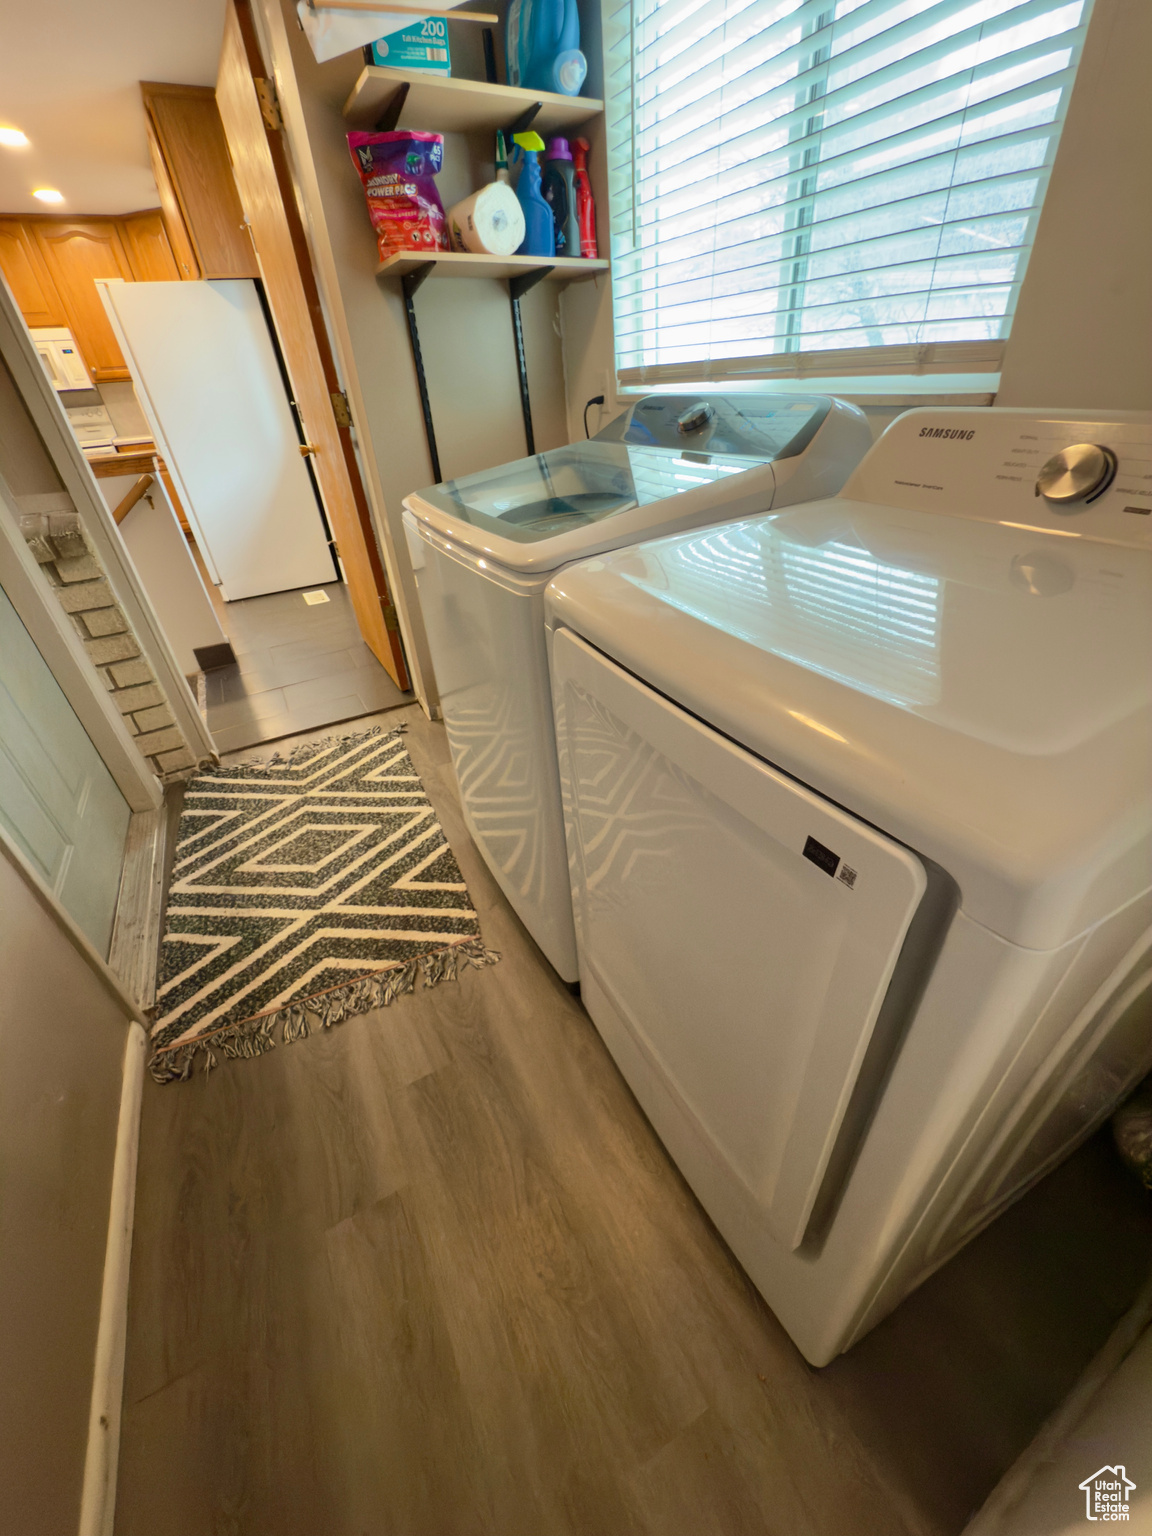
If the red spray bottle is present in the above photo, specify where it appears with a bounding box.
[572,137,598,259]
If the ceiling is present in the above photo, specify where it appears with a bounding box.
[0,0,228,216]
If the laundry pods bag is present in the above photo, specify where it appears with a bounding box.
[348,130,449,259]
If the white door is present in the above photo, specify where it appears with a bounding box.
[98,279,336,600]
[552,627,927,1250]
[0,585,131,955]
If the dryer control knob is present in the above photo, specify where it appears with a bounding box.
[1035,443,1117,503]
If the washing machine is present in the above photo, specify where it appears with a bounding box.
[402,394,871,980]
[545,408,1152,1365]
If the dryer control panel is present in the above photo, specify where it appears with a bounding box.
[844,409,1152,549]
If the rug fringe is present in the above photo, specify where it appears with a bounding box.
[149,938,500,1084]
[202,721,407,779]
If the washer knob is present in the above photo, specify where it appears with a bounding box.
[1035,442,1117,503]
[677,401,714,435]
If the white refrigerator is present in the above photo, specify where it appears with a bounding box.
[98,278,336,601]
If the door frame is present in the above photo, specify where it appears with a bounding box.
[0,472,160,814]
[0,278,215,777]
[216,0,410,687]
[245,0,436,711]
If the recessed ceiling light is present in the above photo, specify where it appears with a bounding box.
[0,127,30,148]
[33,187,64,204]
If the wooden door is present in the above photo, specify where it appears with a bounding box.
[0,221,65,328]
[216,0,409,687]
[141,83,260,280]
[119,209,181,282]
[33,220,134,380]
[0,583,131,955]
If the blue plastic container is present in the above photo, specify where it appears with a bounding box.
[513,135,556,258]
[507,0,586,96]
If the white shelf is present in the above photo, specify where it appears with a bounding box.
[344,66,603,137]
[376,250,608,282]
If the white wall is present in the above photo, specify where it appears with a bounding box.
[998,0,1152,411]
[260,0,571,709]
[0,842,134,1536]
[557,96,619,442]
[964,1302,1152,1535]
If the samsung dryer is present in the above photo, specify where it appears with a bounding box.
[545,408,1152,1364]
[402,394,871,980]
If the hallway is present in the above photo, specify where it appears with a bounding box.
[114,708,1152,1536]
[198,577,410,754]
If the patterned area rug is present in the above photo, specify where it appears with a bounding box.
[150,726,498,1082]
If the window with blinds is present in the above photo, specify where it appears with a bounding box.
[604,0,1094,386]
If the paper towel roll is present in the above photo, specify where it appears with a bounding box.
[448,182,526,257]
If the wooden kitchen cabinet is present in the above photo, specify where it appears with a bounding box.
[0,212,188,381]
[2,84,255,381]
[119,209,181,282]
[145,120,200,280]
[0,220,67,328]
[142,82,259,280]
[33,220,135,381]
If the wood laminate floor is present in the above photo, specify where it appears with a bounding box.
[116,707,1152,1536]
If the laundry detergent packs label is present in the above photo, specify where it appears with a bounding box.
[348,130,449,260]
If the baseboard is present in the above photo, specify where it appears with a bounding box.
[107,805,169,1013]
[78,1021,146,1536]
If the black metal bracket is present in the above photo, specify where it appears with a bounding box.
[394,258,554,482]
[505,102,543,138]
[508,268,553,302]
[374,81,410,133]
[401,263,442,484]
[508,267,553,456]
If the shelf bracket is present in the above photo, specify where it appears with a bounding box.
[401,263,442,484]
[505,102,543,138]
[508,267,553,456]
[508,268,552,302]
[375,81,410,133]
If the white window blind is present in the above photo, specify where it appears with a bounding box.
[604,0,1094,385]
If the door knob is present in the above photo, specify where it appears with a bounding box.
[299,443,318,457]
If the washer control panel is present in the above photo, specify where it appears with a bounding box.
[843,410,1152,548]
[1035,442,1118,503]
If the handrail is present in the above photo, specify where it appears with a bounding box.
[111,474,155,525]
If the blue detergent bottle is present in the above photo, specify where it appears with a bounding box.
[519,0,586,97]
[513,132,555,257]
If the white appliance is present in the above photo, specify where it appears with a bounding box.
[403,394,872,981]
[97,279,336,601]
[30,326,91,391]
[66,403,116,451]
[545,408,1152,1365]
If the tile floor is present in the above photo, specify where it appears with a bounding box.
[201,580,410,754]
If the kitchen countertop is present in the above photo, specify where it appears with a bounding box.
[87,448,157,479]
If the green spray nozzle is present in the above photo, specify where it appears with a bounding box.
[513,131,545,154]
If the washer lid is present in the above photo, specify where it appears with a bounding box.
[402,394,835,574]
[545,501,1152,948]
